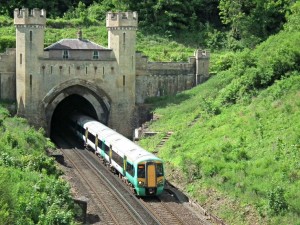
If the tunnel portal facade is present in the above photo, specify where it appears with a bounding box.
[13,8,137,137]
[0,8,210,137]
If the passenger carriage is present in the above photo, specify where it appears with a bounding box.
[69,114,165,196]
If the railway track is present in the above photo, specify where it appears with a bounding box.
[140,194,211,225]
[62,147,143,225]
[54,132,212,225]
[140,197,186,225]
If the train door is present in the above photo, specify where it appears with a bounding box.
[146,162,156,187]
[95,135,99,153]
[123,156,127,176]
[109,145,112,164]
[84,128,88,146]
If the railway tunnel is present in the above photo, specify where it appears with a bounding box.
[43,82,111,140]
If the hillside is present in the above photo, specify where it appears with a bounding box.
[138,8,300,225]
[0,1,299,224]
[0,105,78,224]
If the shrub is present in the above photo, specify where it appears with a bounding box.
[0,36,15,52]
[0,15,13,26]
[268,186,288,214]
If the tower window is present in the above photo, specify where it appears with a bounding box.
[50,66,53,74]
[132,55,134,69]
[63,50,69,59]
[123,75,125,86]
[30,31,32,42]
[30,75,32,88]
[20,54,22,65]
[93,51,99,59]
[123,32,126,45]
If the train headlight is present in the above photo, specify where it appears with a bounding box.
[138,181,144,187]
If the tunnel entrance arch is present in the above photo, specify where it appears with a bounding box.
[42,79,111,137]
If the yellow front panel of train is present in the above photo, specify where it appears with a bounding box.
[147,164,156,187]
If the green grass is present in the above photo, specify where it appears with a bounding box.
[0,105,77,224]
[137,28,300,224]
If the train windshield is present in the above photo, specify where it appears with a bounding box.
[156,163,164,176]
[137,164,145,178]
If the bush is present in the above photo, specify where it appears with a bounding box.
[268,187,288,214]
[0,15,13,26]
[0,36,15,52]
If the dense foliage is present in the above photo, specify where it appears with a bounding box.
[0,0,295,50]
[0,1,299,224]
[139,3,300,224]
[0,106,77,225]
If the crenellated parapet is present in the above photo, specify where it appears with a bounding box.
[106,11,138,30]
[14,8,46,27]
[195,49,210,60]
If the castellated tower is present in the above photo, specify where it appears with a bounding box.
[106,12,138,131]
[14,8,46,119]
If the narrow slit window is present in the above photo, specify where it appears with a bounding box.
[103,67,104,75]
[93,51,99,59]
[63,50,69,59]
[132,55,134,69]
[123,75,125,86]
[30,31,32,42]
[86,67,88,74]
[20,54,22,65]
[69,66,70,74]
[30,75,32,88]
[50,66,53,74]
[123,32,126,45]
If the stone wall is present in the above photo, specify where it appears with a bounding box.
[135,52,197,104]
[0,48,16,101]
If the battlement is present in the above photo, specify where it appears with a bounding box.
[195,49,210,59]
[106,11,138,28]
[14,8,46,25]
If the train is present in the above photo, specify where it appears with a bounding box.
[69,113,165,196]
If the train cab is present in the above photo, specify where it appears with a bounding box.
[136,161,165,196]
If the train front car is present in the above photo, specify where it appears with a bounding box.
[134,157,165,196]
[69,113,165,196]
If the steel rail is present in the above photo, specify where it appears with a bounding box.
[74,148,149,225]
[63,148,122,225]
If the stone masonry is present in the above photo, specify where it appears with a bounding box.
[0,8,209,137]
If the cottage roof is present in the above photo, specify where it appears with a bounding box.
[44,39,110,51]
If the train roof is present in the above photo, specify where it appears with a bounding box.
[74,115,161,163]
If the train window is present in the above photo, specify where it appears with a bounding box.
[104,144,110,155]
[112,150,123,167]
[137,164,145,178]
[156,163,164,177]
[126,162,134,177]
[99,140,103,150]
[88,132,95,143]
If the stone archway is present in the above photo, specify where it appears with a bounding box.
[42,79,111,136]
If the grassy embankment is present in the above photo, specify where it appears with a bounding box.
[1,11,299,224]
[138,28,300,225]
[0,104,78,224]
